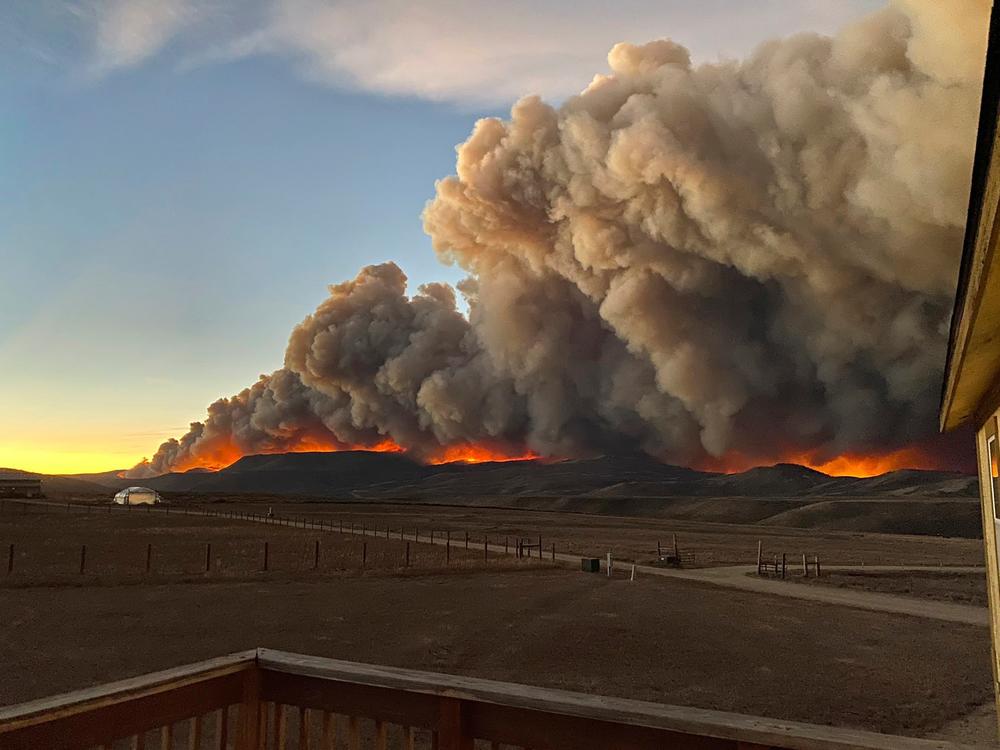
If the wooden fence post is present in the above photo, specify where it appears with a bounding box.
[465,531,469,550]
[538,536,542,559]
[802,553,808,577]
[446,533,451,565]
[205,543,212,573]
[484,537,488,562]
[436,697,472,750]
[314,540,320,570]
[146,543,152,574]
[781,553,786,579]
[756,540,762,575]
[815,555,821,577]
[430,530,434,545]
[79,544,87,575]
[238,663,262,750]
[551,543,555,562]
[362,542,368,570]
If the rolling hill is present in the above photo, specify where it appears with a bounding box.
[22,451,980,538]
[43,450,978,500]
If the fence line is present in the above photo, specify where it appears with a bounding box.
[1,500,559,583]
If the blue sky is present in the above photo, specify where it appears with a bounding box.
[0,0,882,472]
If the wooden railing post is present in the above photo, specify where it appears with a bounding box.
[436,697,472,750]
[237,664,262,750]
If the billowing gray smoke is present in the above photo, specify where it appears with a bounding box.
[128,0,989,478]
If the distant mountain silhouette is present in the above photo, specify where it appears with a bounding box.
[49,451,977,500]
[21,452,979,538]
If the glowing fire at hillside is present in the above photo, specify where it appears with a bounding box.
[141,436,537,475]
[159,437,403,474]
[426,443,539,465]
[137,430,966,478]
[695,445,945,477]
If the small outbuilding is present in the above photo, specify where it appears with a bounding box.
[0,473,42,499]
[113,486,162,506]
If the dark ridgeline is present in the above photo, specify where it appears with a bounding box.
[76,451,977,500]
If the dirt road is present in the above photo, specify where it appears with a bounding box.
[638,564,990,626]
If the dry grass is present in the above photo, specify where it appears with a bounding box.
[788,569,989,607]
[0,503,533,586]
[178,498,985,568]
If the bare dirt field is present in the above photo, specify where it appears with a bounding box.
[1,567,991,739]
[189,498,985,568]
[787,569,989,607]
[2,500,994,743]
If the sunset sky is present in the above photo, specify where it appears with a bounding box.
[2,1,883,474]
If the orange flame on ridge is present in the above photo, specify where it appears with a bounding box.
[145,431,968,478]
[159,436,535,474]
[426,443,539,465]
[695,444,943,477]
[168,436,403,473]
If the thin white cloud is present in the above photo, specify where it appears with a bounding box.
[24,0,885,102]
[239,0,886,103]
[89,0,196,74]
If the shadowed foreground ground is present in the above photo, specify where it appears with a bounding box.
[0,569,990,740]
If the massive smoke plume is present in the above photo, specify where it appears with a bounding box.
[129,0,989,478]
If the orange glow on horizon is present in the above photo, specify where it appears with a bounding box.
[149,436,536,475]
[151,437,945,478]
[695,444,942,477]
[163,436,404,474]
[426,443,540,465]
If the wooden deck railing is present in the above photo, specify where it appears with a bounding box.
[0,648,972,750]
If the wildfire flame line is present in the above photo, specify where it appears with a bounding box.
[160,437,538,474]
[694,445,950,477]
[147,435,948,478]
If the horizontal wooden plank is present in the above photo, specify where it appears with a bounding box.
[0,652,256,750]
[0,651,256,728]
[260,671,439,729]
[0,672,245,750]
[257,649,974,750]
[0,648,977,750]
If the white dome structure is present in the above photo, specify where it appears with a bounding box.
[113,486,162,505]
